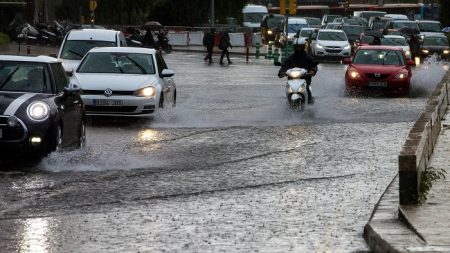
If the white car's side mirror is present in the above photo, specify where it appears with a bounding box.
[161,69,175,78]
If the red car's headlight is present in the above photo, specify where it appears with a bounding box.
[394,72,408,79]
[348,70,361,79]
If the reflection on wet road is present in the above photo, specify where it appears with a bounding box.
[0,52,447,252]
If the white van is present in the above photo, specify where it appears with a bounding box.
[384,14,409,20]
[242,4,268,32]
[57,29,127,74]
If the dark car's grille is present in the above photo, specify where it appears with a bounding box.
[325,49,342,53]
[82,90,134,96]
[0,116,26,141]
[85,105,138,113]
[0,117,6,125]
[366,73,390,80]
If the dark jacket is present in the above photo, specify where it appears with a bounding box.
[278,51,318,79]
[143,29,155,48]
[219,32,232,50]
[203,32,215,48]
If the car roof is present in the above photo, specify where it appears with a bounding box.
[319,29,345,33]
[87,47,157,54]
[417,20,440,23]
[383,35,406,39]
[357,45,403,51]
[0,55,59,63]
[288,18,308,24]
[67,29,119,41]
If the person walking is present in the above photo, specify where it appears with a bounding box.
[203,28,215,64]
[219,31,233,65]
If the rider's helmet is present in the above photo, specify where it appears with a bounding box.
[293,37,306,53]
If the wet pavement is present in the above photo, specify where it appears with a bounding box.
[0,47,448,252]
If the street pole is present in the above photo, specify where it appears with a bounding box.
[211,0,215,29]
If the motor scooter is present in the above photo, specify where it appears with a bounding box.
[284,67,311,111]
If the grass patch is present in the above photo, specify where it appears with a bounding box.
[0,32,10,45]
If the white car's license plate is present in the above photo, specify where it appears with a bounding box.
[369,82,387,87]
[93,99,123,106]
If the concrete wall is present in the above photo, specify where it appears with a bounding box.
[399,71,450,205]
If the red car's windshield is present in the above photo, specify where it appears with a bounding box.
[353,49,405,66]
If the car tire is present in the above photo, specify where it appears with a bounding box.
[78,120,86,149]
[172,90,176,108]
[159,93,164,108]
[47,124,63,154]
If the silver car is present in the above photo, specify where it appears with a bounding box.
[70,47,176,117]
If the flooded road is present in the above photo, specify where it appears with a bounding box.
[0,52,447,252]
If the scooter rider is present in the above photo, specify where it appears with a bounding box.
[278,37,318,104]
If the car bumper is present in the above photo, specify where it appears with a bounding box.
[419,52,449,59]
[82,95,157,117]
[0,115,52,155]
[346,79,410,94]
[314,48,351,59]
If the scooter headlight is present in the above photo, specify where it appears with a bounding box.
[27,101,50,122]
[287,70,302,78]
[267,30,273,35]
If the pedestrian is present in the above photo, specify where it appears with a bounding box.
[142,27,156,48]
[409,34,420,59]
[219,31,233,65]
[203,28,215,64]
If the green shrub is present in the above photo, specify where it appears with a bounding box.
[0,32,10,45]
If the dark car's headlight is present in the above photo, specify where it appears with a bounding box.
[134,86,156,97]
[27,101,50,121]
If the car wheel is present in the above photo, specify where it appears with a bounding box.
[159,93,164,108]
[78,120,86,149]
[53,125,63,153]
[172,90,176,108]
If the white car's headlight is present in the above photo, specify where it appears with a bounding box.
[344,44,351,50]
[316,44,324,49]
[405,50,411,56]
[27,101,50,121]
[134,86,156,97]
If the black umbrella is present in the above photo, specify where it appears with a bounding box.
[398,27,420,36]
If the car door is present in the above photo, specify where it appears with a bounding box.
[51,63,82,146]
[155,53,173,107]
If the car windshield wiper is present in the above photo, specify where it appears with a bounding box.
[0,66,19,89]
[125,56,147,74]
[68,49,84,59]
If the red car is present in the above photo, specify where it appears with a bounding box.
[343,46,415,95]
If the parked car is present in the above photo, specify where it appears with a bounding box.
[343,46,414,95]
[57,29,127,75]
[381,35,411,59]
[309,29,351,59]
[71,47,176,117]
[418,34,449,60]
[0,55,85,158]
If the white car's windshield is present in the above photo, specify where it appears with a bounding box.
[353,49,405,65]
[318,32,347,41]
[423,37,449,46]
[419,22,442,32]
[244,13,266,23]
[300,29,313,37]
[78,52,156,74]
[392,22,419,30]
[0,62,52,93]
[61,40,116,60]
[381,37,407,46]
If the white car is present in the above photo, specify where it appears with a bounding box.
[57,29,127,75]
[70,47,176,117]
[309,29,351,59]
[381,35,411,59]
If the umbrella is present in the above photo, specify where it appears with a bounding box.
[398,27,420,36]
[442,27,450,33]
[144,21,162,29]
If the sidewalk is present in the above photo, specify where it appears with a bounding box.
[0,42,58,56]
[365,112,450,252]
